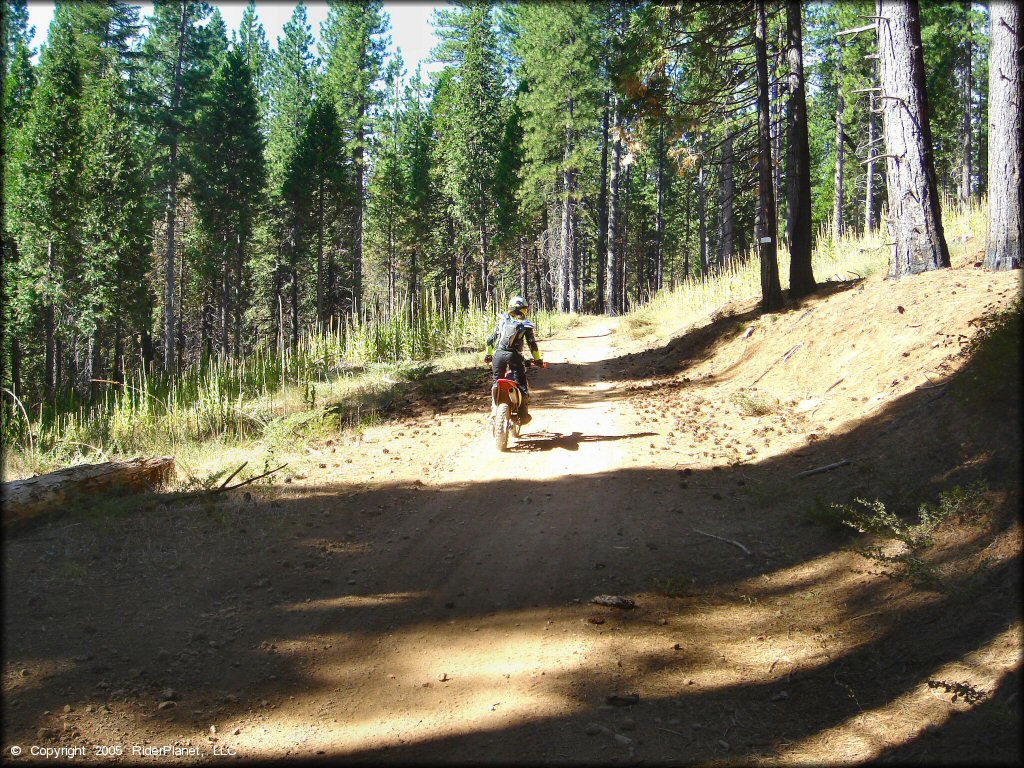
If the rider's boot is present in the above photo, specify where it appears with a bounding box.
[518,393,532,425]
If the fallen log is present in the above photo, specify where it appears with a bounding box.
[2,457,174,527]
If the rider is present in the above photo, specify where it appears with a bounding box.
[485,296,543,425]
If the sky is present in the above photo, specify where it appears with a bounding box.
[25,1,444,76]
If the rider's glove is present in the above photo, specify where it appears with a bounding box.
[484,355,493,364]
[536,358,544,367]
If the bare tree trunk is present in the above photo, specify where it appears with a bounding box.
[220,251,230,358]
[985,0,1022,269]
[597,82,609,313]
[519,237,529,300]
[655,120,665,291]
[479,201,490,308]
[877,0,951,277]
[605,94,622,315]
[558,175,569,312]
[756,0,784,311]
[698,136,708,275]
[234,233,243,358]
[12,336,22,400]
[718,132,735,271]
[620,165,630,311]
[959,8,973,205]
[163,0,189,374]
[290,244,299,350]
[786,0,815,298]
[353,120,364,317]
[834,55,845,238]
[865,83,877,232]
[316,180,324,326]
[176,228,185,365]
[44,241,55,399]
[532,241,544,309]
[112,323,122,384]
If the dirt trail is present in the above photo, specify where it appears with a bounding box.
[3,264,1021,764]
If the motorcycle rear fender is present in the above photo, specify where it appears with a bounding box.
[492,378,522,410]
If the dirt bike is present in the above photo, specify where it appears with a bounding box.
[490,358,547,452]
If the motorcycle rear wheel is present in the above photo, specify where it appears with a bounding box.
[494,403,511,451]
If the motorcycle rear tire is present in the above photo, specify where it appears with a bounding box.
[494,403,511,451]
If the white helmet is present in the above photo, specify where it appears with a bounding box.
[508,296,529,317]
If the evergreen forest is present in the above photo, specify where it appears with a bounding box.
[0,0,1020,466]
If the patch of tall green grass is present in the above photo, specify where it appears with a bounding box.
[0,292,569,481]
[0,199,988,482]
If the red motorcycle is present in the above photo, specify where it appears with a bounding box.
[491,359,547,451]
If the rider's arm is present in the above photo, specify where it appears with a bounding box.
[525,327,541,361]
[485,324,499,357]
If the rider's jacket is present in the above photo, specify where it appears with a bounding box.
[486,313,541,359]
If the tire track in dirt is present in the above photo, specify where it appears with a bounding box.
[253,321,658,757]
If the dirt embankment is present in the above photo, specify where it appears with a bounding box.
[3,258,1020,765]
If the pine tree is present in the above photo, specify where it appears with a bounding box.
[80,66,152,387]
[267,3,316,346]
[289,91,348,325]
[190,47,266,356]
[236,0,271,128]
[1,4,35,400]
[140,0,215,372]
[321,0,389,316]
[9,8,84,398]
[433,2,505,308]
[62,1,143,81]
[399,65,434,306]
[514,2,601,312]
[366,56,407,313]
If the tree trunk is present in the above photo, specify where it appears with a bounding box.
[605,95,622,315]
[458,247,470,310]
[834,55,845,238]
[984,0,1022,270]
[44,241,56,400]
[290,249,299,350]
[755,0,784,312]
[479,204,490,308]
[865,83,877,232]
[560,170,574,313]
[786,0,815,298]
[532,241,544,309]
[2,457,175,528]
[519,237,529,300]
[620,165,630,311]
[234,233,243,358]
[176,226,185,366]
[220,252,230,358]
[718,132,735,271]
[960,9,973,205]
[353,120,364,317]
[877,0,952,277]
[316,179,325,326]
[112,323,123,384]
[698,137,708,275]
[163,0,189,374]
[772,25,784,222]
[655,120,665,291]
[12,336,22,400]
[597,83,609,313]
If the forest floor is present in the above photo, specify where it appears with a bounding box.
[3,246,1021,764]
